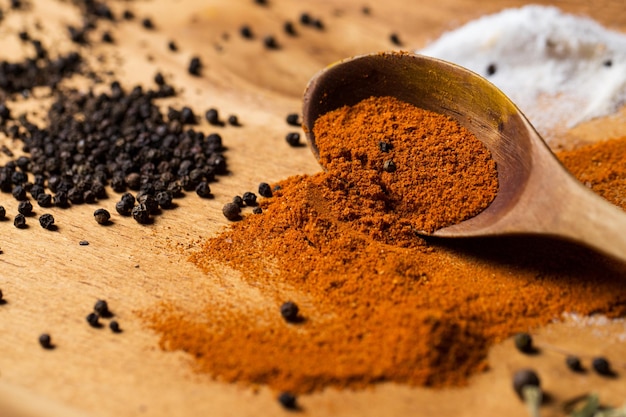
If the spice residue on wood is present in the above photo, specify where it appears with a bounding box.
[143,100,626,394]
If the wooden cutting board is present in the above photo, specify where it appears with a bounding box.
[1,1,625,416]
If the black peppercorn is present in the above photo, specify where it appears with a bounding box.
[227,115,240,126]
[94,208,111,225]
[180,106,196,124]
[222,202,241,221]
[390,33,402,46]
[252,207,263,215]
[94,299,111,317]
[188,56,202,76]
[0,205,5,219]
[383,160,396,172]
[123,10,134,20]
[277,392,297,410]
[39,333,53,349]
[286,113,300,126]
[102,31,114,43]
[156,191,174,209]
[512,369,540,399]
[284,21,296,36]
[14,213,26,228]
[487,63,497,76]
[109,321,121,333]
[280,301,299,322]
[258,182,272,198]
[86,312,101,327]
[592,357,612,376]
[195,181,212,198]
[0,289,3,302]
[286,132,301,147]
[168,40,178,51]
[138,194,159,214]
[79,240,89,246]
[565,355,583,372]
[39,213,55,230]
[514,332,534,354]
[242,191,257,206]
[233,195,244,207]
[205,108,221,125]
[37,193,52,207]
[131,203,151,224]
[240,25,254,39]
[263,35,279,49]
[142,18,154,29]
[379,141,393,152]
[12,185,27,200]
[17,200,33,216]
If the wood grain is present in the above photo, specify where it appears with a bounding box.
[0,1,625,416]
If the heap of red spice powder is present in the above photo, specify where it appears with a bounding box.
[142,97,626,394]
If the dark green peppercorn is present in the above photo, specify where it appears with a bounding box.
[242,192,257,206]
[258,182,272,198]
[512,369,540,399]
[93,208,111,225]
[280,301,299,323]
[14,213,26,228]
[514,332,534,354]
[277,392,297,410]
[222,202,241,221]
[565,355,583,372]
[39,213,55,229]
[592,357,612,376]
[39,333,53,349]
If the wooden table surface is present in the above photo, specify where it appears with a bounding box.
[1,1,625,416]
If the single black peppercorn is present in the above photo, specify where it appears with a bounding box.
[0,289,3,302]
[565,355,583,372]
[512,369,540,399]
[181,106,196,124]
[240,25,254,39]
[188,56,202,76]
[205,108,221,125]
[138,194,159,214]
[142,18,154,29]
[195,181,212,198]
[277,392,297,410]
[12,185,27,200]
[94,208,111,225]
[94,299,111,317]
[252,207,263,215]
[242,191,257,206]
[233,195,244,207]
[79,240,89,246]
[222,202,241,221]
[14,213,26,228]
[300,13,312,25]
[379,141,393,152]
[37,193,52,207]
[592,357,612,376]
[486,63,497,76]
[227,115,240,126]
[258,182,272,198]
[131,203,151,224]
[390,33,402,46]
[86,312,101,327]
[168,40,178,51]
[156,191,174,209]
[286,113,300,126]
[0,205,5,219]
[286,132,301,147]
[102,31,113,43]
[263,35,279,49]
[284,21,296,36]
[383,160,397,172]
[17,200,33,216]
[514,332,534,354]
[109,320,121,333]
[154,72,165,86]
[280,301,299,322]
[123,10,134,20]
[39,333,53,349]
[39,213,55,230]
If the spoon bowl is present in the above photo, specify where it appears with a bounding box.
[302,51,626,262]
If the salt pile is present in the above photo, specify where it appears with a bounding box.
[419,5,626,141]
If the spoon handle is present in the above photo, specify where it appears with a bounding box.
[526,160,626,263]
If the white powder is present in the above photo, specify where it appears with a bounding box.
[418,5,626,141]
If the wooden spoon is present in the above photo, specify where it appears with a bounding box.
[302,51,626,262]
